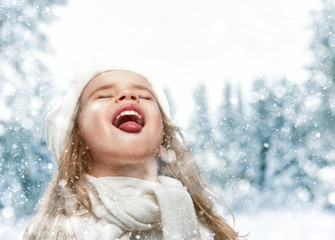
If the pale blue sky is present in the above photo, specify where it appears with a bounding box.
[44,0,321,127]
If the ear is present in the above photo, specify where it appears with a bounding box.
[158,147,176,163]
[158,145,166,159]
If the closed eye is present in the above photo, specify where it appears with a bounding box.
[139,95,151,100]
[98,95,113,99]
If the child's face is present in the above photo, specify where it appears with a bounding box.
[78,70,164,171]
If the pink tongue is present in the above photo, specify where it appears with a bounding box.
[118,121,143,132]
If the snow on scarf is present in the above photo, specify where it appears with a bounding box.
[81,174,213,240]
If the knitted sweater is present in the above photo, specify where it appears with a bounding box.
[67,175,214,240]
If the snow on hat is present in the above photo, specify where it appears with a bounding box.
[45,64,171,163]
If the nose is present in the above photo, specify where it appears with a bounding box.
[115,90,138,103]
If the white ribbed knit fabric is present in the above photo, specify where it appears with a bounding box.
[67,175,214,240]
[45,64,171,163]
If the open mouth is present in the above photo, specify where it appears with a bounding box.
[112,104,145,133]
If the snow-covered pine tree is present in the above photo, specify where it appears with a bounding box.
[259,78,316,208]
[305,0,335,210]
[215,84,249,180]
[214,82,254,210]
[0,0,67,220]
[187,84,216,176]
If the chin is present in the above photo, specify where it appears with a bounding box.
[118,147,159,160]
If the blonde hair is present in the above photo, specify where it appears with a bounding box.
[24,92,239,240]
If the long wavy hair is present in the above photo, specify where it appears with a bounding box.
[24,87,239,240]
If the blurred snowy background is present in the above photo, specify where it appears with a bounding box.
[1,0,335,239]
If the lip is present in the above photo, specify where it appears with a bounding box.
[111,103,146,127]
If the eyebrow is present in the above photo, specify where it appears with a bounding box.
[131,84,156,97]
[87,84,116,99]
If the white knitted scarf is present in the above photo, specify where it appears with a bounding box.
[85,175,211,239]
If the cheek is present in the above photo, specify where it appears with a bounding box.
[79,104,108,140]
[152,107,164,143]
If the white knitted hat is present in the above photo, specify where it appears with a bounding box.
[45,64,171,163]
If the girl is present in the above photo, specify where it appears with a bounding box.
[23,66,239,239]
